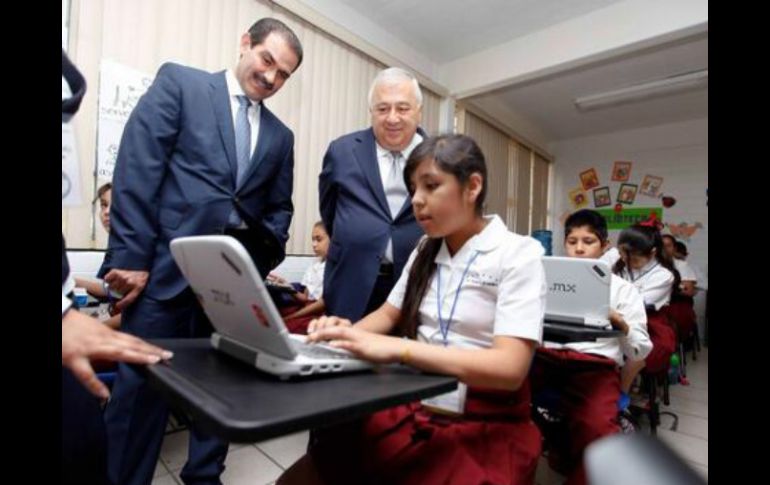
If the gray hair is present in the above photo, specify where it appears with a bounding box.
[367,67,423,108]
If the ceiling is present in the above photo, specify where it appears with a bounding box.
[320,0,707,142]
[468,34,708,140]
[338,0,622,62]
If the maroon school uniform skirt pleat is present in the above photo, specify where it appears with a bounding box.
[667,295,697,338]
[643,308,677,373]
[310,382,542,485]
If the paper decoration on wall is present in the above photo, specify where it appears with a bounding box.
[569,187,589,209]
[593,187,611,207]
[595,207,664,230]
[661,195,677,208]
[96,59,154,182]
[611,161,633,182]
[62,123,82,207]
[580,168,600,191]
[639,211,664,231]
[666,222,704,241]
[640,175,664,197]
[614,203,623,213]
[617,183,638,205]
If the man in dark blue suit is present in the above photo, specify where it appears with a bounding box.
[102,18,303,485]
[320,68,426,323]
[62,49,173,485]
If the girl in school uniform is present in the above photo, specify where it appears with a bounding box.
[277,134,547,485]
[662,236,698,340]
[74,182,122,329]
[530,209,652,485]
[613,223,680,397]
[270,221,330,334]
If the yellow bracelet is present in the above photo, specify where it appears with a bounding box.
[400,344,411,365]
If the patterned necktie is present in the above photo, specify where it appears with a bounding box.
[234,95,252,187]
[385,151,408,218]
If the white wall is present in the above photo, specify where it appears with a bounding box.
[549,118,708,339]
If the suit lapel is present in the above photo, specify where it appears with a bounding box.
[392,127,428,221]
[210,71,238,187]
[238,104,277,190]
[353,129,390,218]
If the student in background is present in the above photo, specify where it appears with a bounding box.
[75,182,122,329]
[269,221,330,333]
[662,235,697,297]
[662,236,699,347]
[279,134,546,485]
[530,209,651,485]
[613,224,679,404]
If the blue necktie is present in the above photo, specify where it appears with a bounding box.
[234,95,253,187]
[228,95,252,227]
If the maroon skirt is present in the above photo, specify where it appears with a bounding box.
[644,308,677,373]
[310,382,542,485]
[279,304,322,335]
[667,296,697,338]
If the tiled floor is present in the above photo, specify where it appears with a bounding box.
[536,346,709,485]
[152,348,708,484]
[152,428,305,485]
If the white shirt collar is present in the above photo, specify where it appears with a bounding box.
[435,215,507,264]
[375,132,424,160]
[627,258,660,279]
[226,70,262,108]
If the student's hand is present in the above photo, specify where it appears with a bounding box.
[62,309,173,399]
[306,315,352,338]
[608,310,629,335]
[105,269,149,311]
[679,281,697,297]
[267,273,287,284]
[308,325,400,364]
[292,291,310,304]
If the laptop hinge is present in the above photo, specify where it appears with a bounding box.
[211,333,260,366]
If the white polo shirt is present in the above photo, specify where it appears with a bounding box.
[546,275,652,365]
[301,259,326,300]
[387,214,546,349]
[674,258,697,282]
[618,260,674,311]
[600,247,620,268]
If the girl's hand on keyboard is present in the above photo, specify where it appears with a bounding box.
[307,325,402,364]
[307,315,352,338]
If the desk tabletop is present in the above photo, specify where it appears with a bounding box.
[543,322,623,343]
[140,339,458,442]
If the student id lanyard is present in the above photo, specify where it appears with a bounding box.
[629,261,659,283]
[436,250,480,346]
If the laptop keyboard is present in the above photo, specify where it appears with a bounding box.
[294,341,355,360]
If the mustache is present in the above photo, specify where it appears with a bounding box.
[254,72,274,91]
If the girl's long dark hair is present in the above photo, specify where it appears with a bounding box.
[613,224,681,291]
[396,134,487,338]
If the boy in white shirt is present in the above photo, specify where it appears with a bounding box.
[531,209,652,485]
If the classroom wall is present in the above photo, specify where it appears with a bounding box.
[550,117,708,338]
[63,0,442,254]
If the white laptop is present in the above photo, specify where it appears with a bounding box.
[542,256,612,328]
[170,235,373,379]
